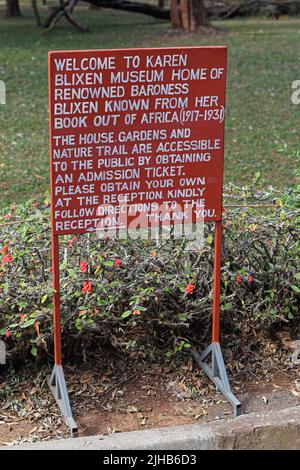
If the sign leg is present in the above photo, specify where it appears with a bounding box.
[47,234,78,436]
[192,220,242,417]
[212,219,222,343]
[47,365,78,436]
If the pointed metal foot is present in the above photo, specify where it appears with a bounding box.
[47,365,78,436]
[192,342,242,417]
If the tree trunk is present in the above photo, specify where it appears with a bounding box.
[170,0,182,28]
[171,0,208,31]
[5,0,22,17]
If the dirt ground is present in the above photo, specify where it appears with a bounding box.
[1,354,300,446]
[77,374,300,438]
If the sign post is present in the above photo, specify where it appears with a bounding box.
[192,219,241,417]
[48,46,241,434]
[47,232,78,435]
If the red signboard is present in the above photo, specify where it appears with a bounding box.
[47,47,242,432]
[49,46,227,236]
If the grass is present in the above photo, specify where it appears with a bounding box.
[0,8,299,207]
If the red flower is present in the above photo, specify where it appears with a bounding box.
[114,259,122,267]
[248,275,254,284]
[2,253,13,264]
[185,283,196,295]
[5,330,11,338]
[68,237,77,248]
[132,309,141,316]
[4,213,12,220]
[82,281,92,294]
[80,261,88,273]
[235,275,243,284]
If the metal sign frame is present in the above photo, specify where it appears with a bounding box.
[48,47,241,436]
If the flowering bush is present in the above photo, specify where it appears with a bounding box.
[0,183,299,365]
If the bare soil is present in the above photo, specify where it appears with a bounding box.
[1,356,299,446]
[77,374,300,438]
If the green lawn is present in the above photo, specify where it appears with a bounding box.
[0,9,299,207]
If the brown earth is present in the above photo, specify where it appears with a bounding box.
[1,355,299,446]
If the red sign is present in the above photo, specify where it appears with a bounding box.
[49,47,227,235]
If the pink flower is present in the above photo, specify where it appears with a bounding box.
[5,330,11,338]
[2,253,14,264]
[235,275,243,284]
[68,237,77,248]
[185,284,196,295]
[114,259,122,267]
[82,281,92,294]
[80,261,88,273]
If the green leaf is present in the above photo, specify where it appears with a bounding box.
[41,294,48,304]
[103,260,114,267]
[294,273,300,280]
[291,285,300,293]
[207,234,213,245]
[20,318,36,329]
[31,346,38,357]
[121,310,132,319]
[223,302,233,310]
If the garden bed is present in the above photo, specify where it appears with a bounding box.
[0,181,299,444]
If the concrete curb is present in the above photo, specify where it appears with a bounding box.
[3,406,300,450]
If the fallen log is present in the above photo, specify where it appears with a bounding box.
[86,0,170,19]
[41,0,300,32]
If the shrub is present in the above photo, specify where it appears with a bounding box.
[0,183,299,366]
